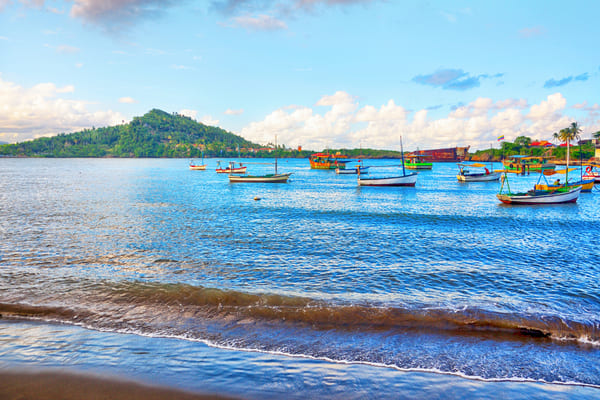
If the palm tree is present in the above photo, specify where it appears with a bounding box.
[557,122,582,181]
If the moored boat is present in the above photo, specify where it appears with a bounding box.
[309,152,351,169]
[228,136,291,183]
[583,163,600,183]
[229,173,291,183]
[189,163,206,170]
[457,163,501,182]
[189,153,207,170]
[358,173,417,186]
[496,186,581,204]
[358,136,417,187]
[216,161,247,174]
[502,155,556,173]
[405,154,433,170]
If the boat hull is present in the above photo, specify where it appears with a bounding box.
[217,167,247,174]
[405,163,432,170]
[189,165,207,170]
[336,167,369,175]
[457,172,501,182]
[228,173,291,183]
[358,173,417,187]
[582,173,600,183]
[496,186,581,204]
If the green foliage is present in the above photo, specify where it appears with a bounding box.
[472,124,595,161]
[0,109,259,158]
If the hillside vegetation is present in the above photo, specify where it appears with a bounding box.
[0,109,258,158]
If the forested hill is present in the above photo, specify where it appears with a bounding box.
[0,109,259,158]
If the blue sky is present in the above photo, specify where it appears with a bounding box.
[1,0,598,151]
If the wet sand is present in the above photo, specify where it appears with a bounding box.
[0,370,240,400]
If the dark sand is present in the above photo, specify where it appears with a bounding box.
[0,370,240,400]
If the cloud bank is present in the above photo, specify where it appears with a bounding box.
[240,91,599,151]
[0,76,125,143]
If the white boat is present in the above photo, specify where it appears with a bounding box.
[358,173,417,186]
[357,136,417,187]
[228,135,290,184]
[583,164,600,183]
[336,163,369,175]
[189,163,207,170]
[497,185,581,204]
[229,173,291,183]
[457,163,501,182]
[189,153,207,170]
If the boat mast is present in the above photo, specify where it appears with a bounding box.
[400,135,406,176]
[275,135,278,175]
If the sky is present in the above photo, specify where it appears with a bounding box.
[0,0,599,151]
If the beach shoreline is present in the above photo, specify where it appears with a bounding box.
[0,370,241,400]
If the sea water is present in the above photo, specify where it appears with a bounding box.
[1,158,599,399]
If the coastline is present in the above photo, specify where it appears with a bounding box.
[0,370,241,400]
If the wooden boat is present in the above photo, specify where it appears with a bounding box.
[216,161,247,174]
[502,155,556,173]
[405,154,433,170]
[497,168,581,204]
[336,160,369,175]
[228,136,291,183]
[336,166,369,175]
[534,168,594,192]
[497,186,581,204]
[358,173,417,186]
[583,163,600,183]
[229,173,291,183]
[189,163,206,170]
[358,137,417,187]
[457,163,501,182]
[309,152,351,169]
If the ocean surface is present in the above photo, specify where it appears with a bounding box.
[1,157,599,399]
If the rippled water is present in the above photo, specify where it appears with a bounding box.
[1,158,600,397]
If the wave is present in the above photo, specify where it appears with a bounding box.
[1,281,598,345]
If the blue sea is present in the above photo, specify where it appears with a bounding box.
[1,158,599,399]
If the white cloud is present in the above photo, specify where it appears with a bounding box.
[119,97,136,103]
[179,109,197,119]
[239,91,600,151]
[200,115,219,126]
[0,76,125,143]
[225,108,244,115]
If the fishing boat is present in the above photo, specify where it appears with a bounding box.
[189,152,207,170]
[336,160,369,175]
[497,169,581,204]
[309,152,351,169]
[229,136,291,183]
[228,173,291,183]
[583,163,600,183]
[456,163,501,182]
[534,168,594,192]
[358,137,417,187]
[189,162,206,171]
[502,155,556,173]
[405,154,433,170]
[497,186,581,204]
[216,161,247,174]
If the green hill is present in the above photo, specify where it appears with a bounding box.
[0,109,259,158]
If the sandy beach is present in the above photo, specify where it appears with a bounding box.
[0,370,240,400]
